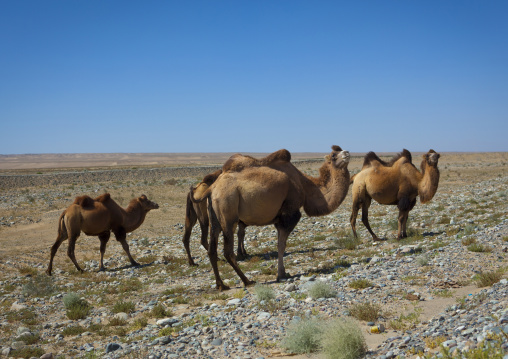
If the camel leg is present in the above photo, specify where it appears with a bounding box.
[398,198,416,239]
[223,224,255,287]
[236,221,247,261]
[360,197,381,241]
[275,210,301,282]
[98,231,111,271]
[67,236,84,273]
[350,198,361,239]
[114,228,140,267]
[207,201,229,291]
[46,230,68,276]
[198,217,209,251]
[183,198,199,266]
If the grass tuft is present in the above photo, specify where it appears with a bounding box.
[253,284,276,302]
[22,275,56,297]
[474,271,502,287]
[112,300,135,314]
[349,278,372,290]
[63,292,91,320]
[280,317,322,354]
[321,318,367,359]
[348,301,382,322]
[307,281,336,299]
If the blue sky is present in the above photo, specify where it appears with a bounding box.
[1,1,507,154]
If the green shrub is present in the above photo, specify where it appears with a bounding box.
[348,301,382,322]
[321,318,367,359]
[112,300,135,314]
[281,317,322,354]
[335,234,361,250]
[307,281,336,299]
[416,254,430,266]
[63,292,91,320]
[467,243,492,253]
[62,325,86,336]
[10,346,45,359]
[150,304,172,318]
[253,284,275,302]
[22,275,56,297]
[474,271,502,287]
[349,279,372,290]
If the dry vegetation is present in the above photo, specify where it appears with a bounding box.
[0,151,506,358]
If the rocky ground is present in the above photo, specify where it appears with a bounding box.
[0,152,507,359]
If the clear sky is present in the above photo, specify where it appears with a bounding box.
[1,1,507,154]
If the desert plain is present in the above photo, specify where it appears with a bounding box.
[0,151,507,359]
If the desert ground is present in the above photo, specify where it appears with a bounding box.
[0,151,507,359]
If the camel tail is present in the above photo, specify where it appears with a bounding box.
[57,211,67,238]
[350,173,357,185]
[189,185,212,204]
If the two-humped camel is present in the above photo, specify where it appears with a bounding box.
[46,193,159,275]
[350,149,440,241]
[183,150,292,266]
[191,145,350,291]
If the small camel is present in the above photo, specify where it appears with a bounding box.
[46,193,159,275]
[183,150,292,266]
[350,149,440,241]
[191,145,351,290]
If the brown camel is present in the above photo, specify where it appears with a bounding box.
[191,145,351,290]
[183,149,292,266]
[350,149,440,241]
[46,193,159,275]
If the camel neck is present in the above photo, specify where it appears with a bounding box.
[303,164,350,217]
[123,202,147,232]
[418,163,440,204]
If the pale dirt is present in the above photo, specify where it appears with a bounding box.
[0,151,507,357]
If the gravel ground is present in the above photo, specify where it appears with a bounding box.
[0,156,507,359]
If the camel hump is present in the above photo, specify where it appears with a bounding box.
[94,193,111,203]
[222,149,292,172]
[363,149,412,169]
[73,195,95,208]
[362,151,388,168]
[395,149,412,164]
[202,169,223,186]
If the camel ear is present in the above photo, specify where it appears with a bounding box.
[324,155,331,161]
[140,194,147,201]
[331,145,342,152]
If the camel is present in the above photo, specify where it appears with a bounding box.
[350,149,440,241]
[46,193,159,275]
[191,145,351,290]
[183,149,292,266]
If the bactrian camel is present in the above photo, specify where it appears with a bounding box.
[46,193,159,275]
[183,150,292,266]
[191,145,350,291]
[350,149,440,241]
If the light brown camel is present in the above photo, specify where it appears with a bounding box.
[191,145,351,290]
[46,193,159,275]
[350,149,440,241]
[183,149,292,266]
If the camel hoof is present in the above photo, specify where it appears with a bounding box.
[98,267,106,272]
[45,270,52,276]
[189,262,199,267]
[131,261,141,267]
[245,280,256,287]
[276,272,291,282]
[372,237,383,242]
[217,284,230,291]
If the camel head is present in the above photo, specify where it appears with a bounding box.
[325,145,350,169]
[423,149,440,166]
[137,194,159,211]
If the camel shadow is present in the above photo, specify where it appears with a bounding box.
[108,262,153,272]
